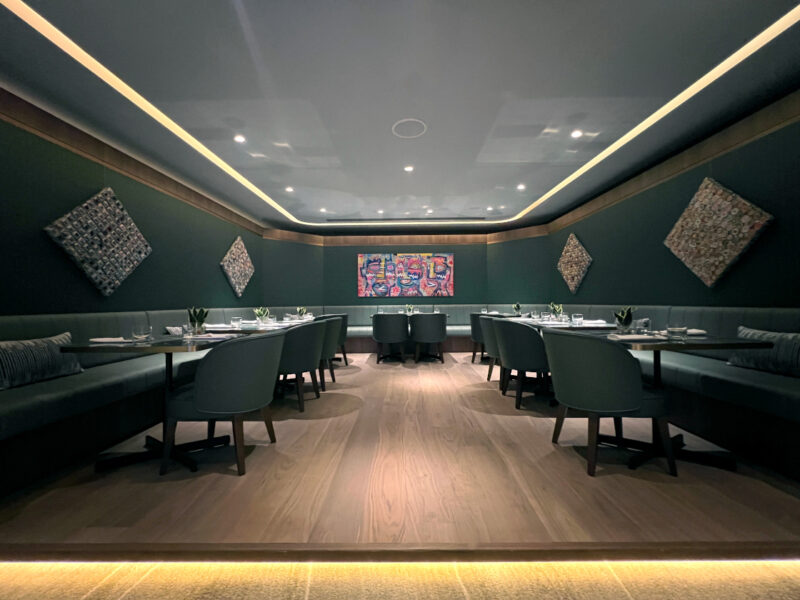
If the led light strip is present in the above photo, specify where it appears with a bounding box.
[2,0,799,228]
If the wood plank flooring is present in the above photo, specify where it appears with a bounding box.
[1,352,800,546]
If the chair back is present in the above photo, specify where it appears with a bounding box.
[479,316,500,359]
[372,313,409,344]
[542,329,643,413]
[319,316,343,360]
[494,319,548,372]
[335,313,349,345]
[193,331,285,415]
[410,313,447,344]
[278,320,326,373]
[469,313,484,344]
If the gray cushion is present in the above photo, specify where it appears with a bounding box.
[0,332,82,390]
[729,326,800,377]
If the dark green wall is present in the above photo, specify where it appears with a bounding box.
[0,120,322,314]
[544,122,800,307]
[486,236,552,304]
[322,244,486,305]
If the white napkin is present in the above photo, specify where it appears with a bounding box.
[583,319,608,324]
[688,329,708,336]
[89,337,129,343]
[203,323,229,329]
[185,333,237,339]
[165,326,182,335]
[607,334,667,341]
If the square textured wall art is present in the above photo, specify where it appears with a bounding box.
[358,253,454,297]
[557,233,592,294]
[220,236,255,297]
[44,187,152,296]
[664,177,773,287]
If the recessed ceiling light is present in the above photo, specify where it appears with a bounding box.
[571,130,583,139]
[404,165,414,173]
[285,186,294,193]
[272,141,291,148]
[319,208,326,213]
[248,152,267,158]
[426,208,434,214]
[516,183,526,191]
[487,206,493,211]
[499,205,506,209]
[422,205,429,209]
[377,209,384,214]
[233,134,246,143]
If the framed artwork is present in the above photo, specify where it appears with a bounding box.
[357,253,454,297]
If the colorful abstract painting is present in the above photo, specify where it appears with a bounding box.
[664,177,772,287]
[357,253,454,297]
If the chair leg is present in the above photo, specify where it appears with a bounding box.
[376,342,382,363]
[515,371,526,409]
[318,360,326,392]
[232,414,246,476]
[414,343,421,363]
[613,417,624,447]
[310,370,320,398]
[587,415,600,476]
[329,359,336,383]
[341,344,349,366]
[654,417,678,476]
[295,374,304,412]
[552,405,567,443]
[159,417,178,476]
[480,343,485,360]
[501,367,511,395]
[487,357,495,381]
[472,341,477,363]
[261,405,276,443]
[207,420,216,439]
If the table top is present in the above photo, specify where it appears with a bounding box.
[614,335,774,352]
[203,321,300,334]
[510,317,617,331]
[61,335,241,354]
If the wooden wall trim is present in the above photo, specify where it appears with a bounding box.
[323,234,487,247]
[4,86,798,248]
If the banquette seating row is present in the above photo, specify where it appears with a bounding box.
[0,303,798,491]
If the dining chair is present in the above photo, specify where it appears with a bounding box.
[469,312,485,363]
[542,329,677,477]
[160,331,285,476]
[336,313,350,365]
[372,313,409,363]
[478,316,504,389]
[278,320,326,412]
[316,316,343,391]
[410,313,447,363]
[494,319,550,410]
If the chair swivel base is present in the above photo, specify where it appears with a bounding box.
[95,433,231,473]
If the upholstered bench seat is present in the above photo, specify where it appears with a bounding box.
[0,352,206,442]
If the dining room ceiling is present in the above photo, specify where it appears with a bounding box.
[1,0,799,234]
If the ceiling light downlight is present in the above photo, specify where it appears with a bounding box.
[516,183,526,191]
[233,134,246,143]
[392,118,427,139]
[570,130,584,138]
[404,165,414,173]
[285,186,294,193]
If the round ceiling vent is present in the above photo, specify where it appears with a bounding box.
[392,118,427,139]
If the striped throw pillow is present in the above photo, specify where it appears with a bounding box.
[728,326,800,378]
[0,332,82,390]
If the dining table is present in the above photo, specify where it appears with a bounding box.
[61,333,241,472]
[509,316,618,331]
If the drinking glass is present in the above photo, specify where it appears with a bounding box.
[666,325,688,341]
[413,307,420,314]
[231,317,243,329]
[268,315,277,324]
[480,308,488,314]
[531,311,540,320]
[131,324,152,343]
[571,313,583,326]
[181,323,193,339]
[434,307,440,313]
[636,318,651,334]
[377,306,384,314]
[541,311,551,321]
[559,314,569,323]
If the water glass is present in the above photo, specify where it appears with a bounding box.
[666,325,688,341]
[231,317,243,329]
[413,307,420,314]
[635,318,651,334]
[131,324,152,343]
[481,308,488,314]
[434,307,440,313]
[181,323,193,339]
[541,311,551,321]
[531,311,540,320]
[571,313,583,326]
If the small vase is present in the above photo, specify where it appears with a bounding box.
[192,323,206,335]
[616,321,632,333]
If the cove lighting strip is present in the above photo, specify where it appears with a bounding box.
[2,0,799,228]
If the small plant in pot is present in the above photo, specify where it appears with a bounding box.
[254,307,270,324]
[512,302,521,316]
[296,306,307,318]
[405,304,414,315]
[549,302,563,318]
[187,307,208,335]
[614,306,636,332]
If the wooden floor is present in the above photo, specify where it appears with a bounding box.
[1,352,800,547]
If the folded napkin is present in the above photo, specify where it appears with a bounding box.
[607,334,668,341]
[185,333,237,339]
[165,326,182,335]
[583,319,608,324]
[241,320,259,324]
[89,337,129,343]
[688,329,708,336]
[203,323,229,329]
